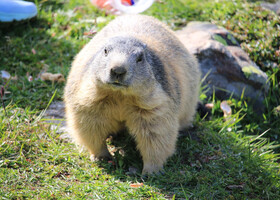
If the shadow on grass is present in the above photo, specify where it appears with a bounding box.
[97,122,280,199]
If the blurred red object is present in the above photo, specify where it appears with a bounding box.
[91,0,133,11]
[122,0,134,6]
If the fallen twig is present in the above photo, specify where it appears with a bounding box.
[1,86,12,131]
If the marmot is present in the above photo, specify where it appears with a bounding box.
[64,15,201,174]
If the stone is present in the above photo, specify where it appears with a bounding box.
[176,22,268,110]
[260,1,280,15]
[43,101,68,134]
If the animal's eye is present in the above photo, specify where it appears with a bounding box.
[136,53,143,63]
[104,48,108,56]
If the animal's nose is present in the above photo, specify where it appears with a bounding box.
[110,66,127,80]
[111,66,127,75]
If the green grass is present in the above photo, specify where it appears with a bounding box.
[1,0,280,199]
[1,104,279,199]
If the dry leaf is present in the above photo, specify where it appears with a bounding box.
[227,184,244,190]
[220,101,232,118]
[40,72,65,83]
[205,103,214,109]
[31,48,36,54]
[130,183,143,188]
[83,29,97,36]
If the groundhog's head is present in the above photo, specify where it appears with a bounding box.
[89,36,157,93]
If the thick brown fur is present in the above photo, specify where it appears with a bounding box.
[64,15,201,174]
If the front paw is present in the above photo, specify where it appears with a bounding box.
[90,151,112,162]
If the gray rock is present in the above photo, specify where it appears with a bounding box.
[261,1,280,15]
[43,101,67,134]
[176,22,268,108]
[44,101,65,119]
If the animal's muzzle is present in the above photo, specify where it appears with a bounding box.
[110,66,127,83]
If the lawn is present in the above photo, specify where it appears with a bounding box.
[0,0,279,199]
